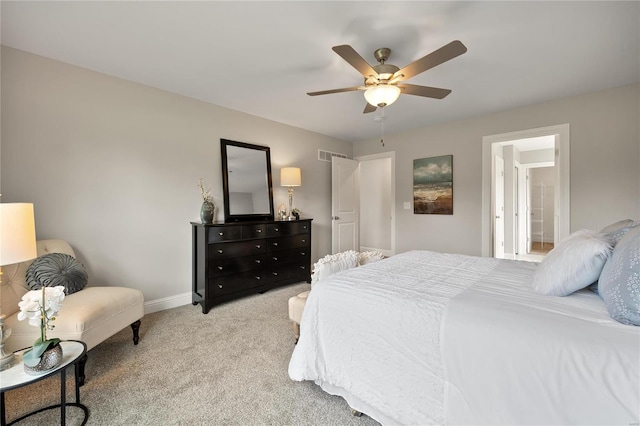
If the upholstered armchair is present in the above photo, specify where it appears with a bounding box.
[0,239,144,385]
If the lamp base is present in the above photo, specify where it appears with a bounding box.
[284,215,296,221]
[0,352,14,371]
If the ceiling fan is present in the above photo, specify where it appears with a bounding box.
[307,40,467,113]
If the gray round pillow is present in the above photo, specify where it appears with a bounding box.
[26,253,88,295]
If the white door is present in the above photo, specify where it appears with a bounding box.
[332,157,359,254]
[494,156,505,258]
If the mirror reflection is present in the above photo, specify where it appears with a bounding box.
[221,139,274,222]
[226,146,271,215]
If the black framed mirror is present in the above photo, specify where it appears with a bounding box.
[221,139,274,222]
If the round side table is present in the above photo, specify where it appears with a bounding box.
[0,340,88,425]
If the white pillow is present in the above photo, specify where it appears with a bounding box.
[532,229,612,296]
[357,251,385,266]
[311,250,358,284]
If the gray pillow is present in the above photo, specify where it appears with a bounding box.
[26,253,88,295]
[598,219,639,247]
[599,226,640,325]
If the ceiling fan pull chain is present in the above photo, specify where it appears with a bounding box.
[380,108,385,146]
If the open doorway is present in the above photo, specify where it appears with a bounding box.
[481,124,570,258]
[331,152,395,256]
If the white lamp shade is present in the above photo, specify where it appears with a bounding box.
[281,167,302,187]
[364,85,401,107]
[0,203,37,266]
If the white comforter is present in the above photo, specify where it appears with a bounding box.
[288,250,640,425]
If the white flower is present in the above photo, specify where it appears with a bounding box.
[17,286,65,331]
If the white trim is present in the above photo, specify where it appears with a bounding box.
[482,124,570,257]
[144,291,191,314]
[354,151,396,256]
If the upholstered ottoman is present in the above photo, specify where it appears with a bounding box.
[288,291,309,343]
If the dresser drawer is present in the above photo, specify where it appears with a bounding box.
[268,235,310,252]
[269,248,310,265]
[243,224,266,239]
[267,221,311,237]
[208,239,266,259]
[269,262,310,282]
[207,226,243,243]
[209,254,266,276]
[208,271,266,297]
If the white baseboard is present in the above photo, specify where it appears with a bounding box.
[144,292,192,314]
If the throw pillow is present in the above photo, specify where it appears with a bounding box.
[599,226,640,325]
[26,252,88,295]
[532,229,612,296]
[311,250,358,284]
[357,251,385,266]
[598,219,639,247]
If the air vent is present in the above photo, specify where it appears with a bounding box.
[318,150,347,162]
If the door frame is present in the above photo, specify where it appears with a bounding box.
[481,123,570,257]
[494,155,505,258]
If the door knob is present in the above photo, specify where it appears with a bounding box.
[332,216,340,220]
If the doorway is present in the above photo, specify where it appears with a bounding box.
[481,124,570,258]
[331,152,395,256]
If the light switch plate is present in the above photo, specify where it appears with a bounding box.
[403,202,411,210]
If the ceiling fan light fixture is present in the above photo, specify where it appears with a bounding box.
[364,85,401,107]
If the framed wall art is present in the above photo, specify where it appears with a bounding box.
[413,155,453,215]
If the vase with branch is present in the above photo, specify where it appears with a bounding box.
[198,178,215,224]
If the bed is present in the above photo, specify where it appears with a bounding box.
[288,248,640,425]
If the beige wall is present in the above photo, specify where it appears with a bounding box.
[3,45,638,308]
[1,47,351,308]
[354,83,640,256]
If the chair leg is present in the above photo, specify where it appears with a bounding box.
[131,320,141,345]
[77,353,88,387]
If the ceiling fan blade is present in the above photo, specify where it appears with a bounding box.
[332,45,378,78]
[363,103,377,114]
[394,40,467,81]
[398,84,452,99]
[307,86,365,96]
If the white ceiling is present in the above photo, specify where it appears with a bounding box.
[2,1,638,143]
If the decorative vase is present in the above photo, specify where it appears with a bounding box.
[24,344,63,375]
[200,201,215,224]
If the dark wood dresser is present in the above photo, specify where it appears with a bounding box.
[191,219,312,313]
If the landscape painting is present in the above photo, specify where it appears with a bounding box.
[413,155,453,215]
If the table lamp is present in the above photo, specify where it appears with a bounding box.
[280,167,301,221]
[0,203,37,370]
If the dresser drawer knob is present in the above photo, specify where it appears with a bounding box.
[219,232,224,236]
[272,272,278,276]
[218,249,223,254]
[273,242,278,246]
[255,259,261,264]
[300,252,306,256]
[300,266,306,270]
[255,244,261,249]
[301,239,306,243]
[218,266,223,270]
[272,257,278,261]
[257,229,262,233]
[255,276,261,280]
[274,228,279,232]
[218,284,223,289]
[303,225,307,229]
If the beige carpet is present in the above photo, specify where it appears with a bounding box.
[3,283,380,425]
